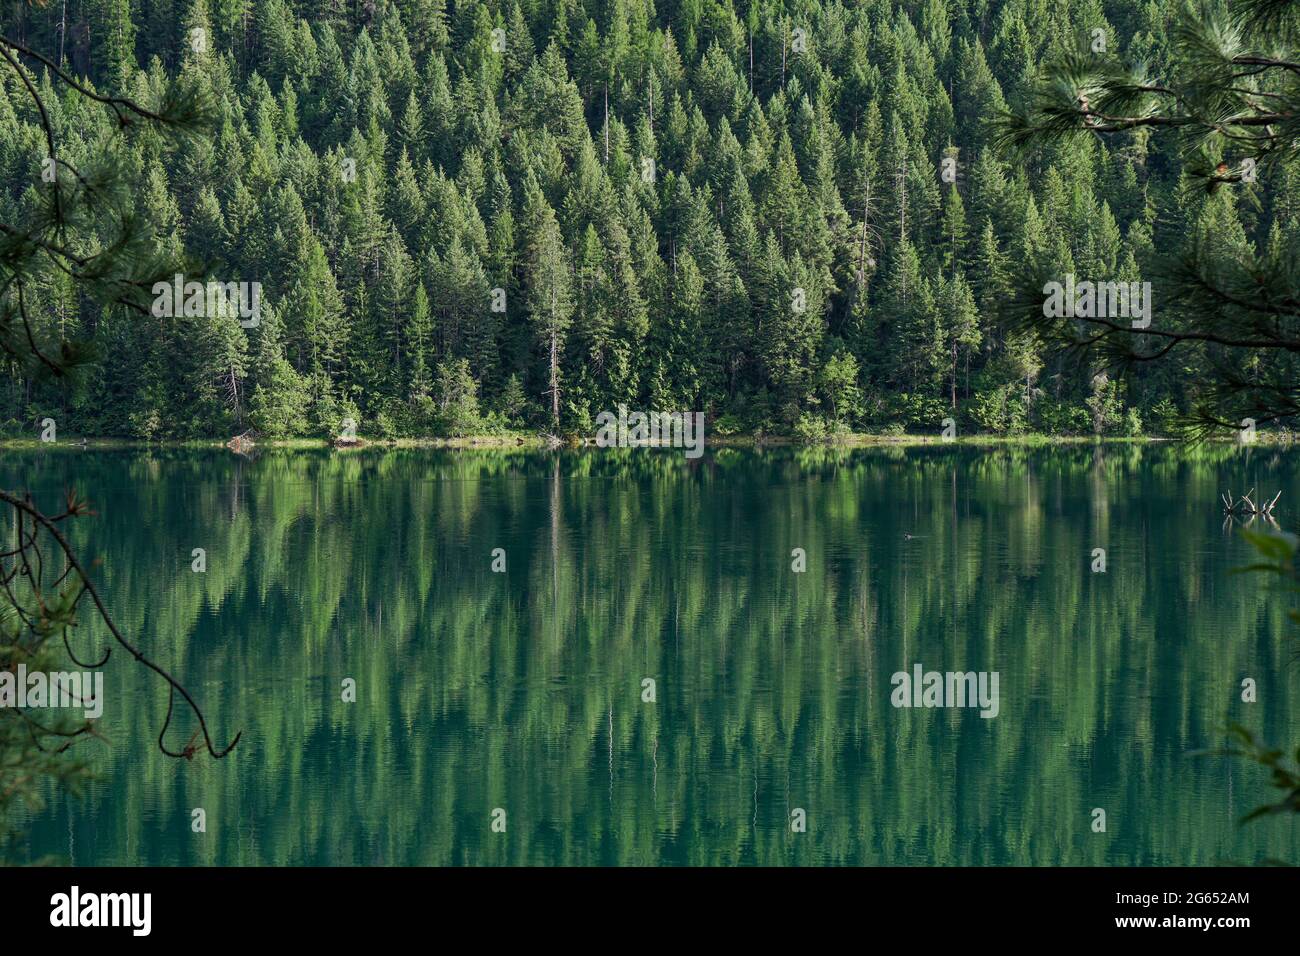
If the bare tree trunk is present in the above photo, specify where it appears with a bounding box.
[549,287,560,426]
[898,158,907,244]
[857,198,870,285]
[781,25,787,87]
[951,341,957,410]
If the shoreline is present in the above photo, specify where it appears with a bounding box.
[0,433,1289,450]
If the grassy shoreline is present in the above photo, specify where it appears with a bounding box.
[1,432,1289,451]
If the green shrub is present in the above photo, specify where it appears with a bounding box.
[793,413,831,443]
[1035,399,1092,436]
[970,384,1028,435]
[713,413,743,436]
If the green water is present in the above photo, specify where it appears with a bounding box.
[5,444,1300,866]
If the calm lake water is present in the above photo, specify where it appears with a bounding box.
[5,444,1300,865]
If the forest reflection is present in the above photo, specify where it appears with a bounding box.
[6,444,1299,865]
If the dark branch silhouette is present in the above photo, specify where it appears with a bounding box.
[0,488,239,760]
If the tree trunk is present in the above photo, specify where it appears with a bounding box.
[951,341,957,410]
[549,286,559,426]
[781,26,787,87]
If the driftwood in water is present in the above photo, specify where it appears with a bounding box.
[1221,487,1281,515]
[226,429,258,454]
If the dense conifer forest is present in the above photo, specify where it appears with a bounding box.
[1,0,1296,439]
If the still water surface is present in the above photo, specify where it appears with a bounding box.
[7,444,1300,865]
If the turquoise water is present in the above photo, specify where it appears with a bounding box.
[6,444,1300,865]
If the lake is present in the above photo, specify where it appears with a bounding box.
[5,444,1299,865]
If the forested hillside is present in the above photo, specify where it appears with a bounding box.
[1,0,1295,439]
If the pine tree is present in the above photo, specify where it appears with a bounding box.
[249,303,309,436]
[522,187,574,427]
